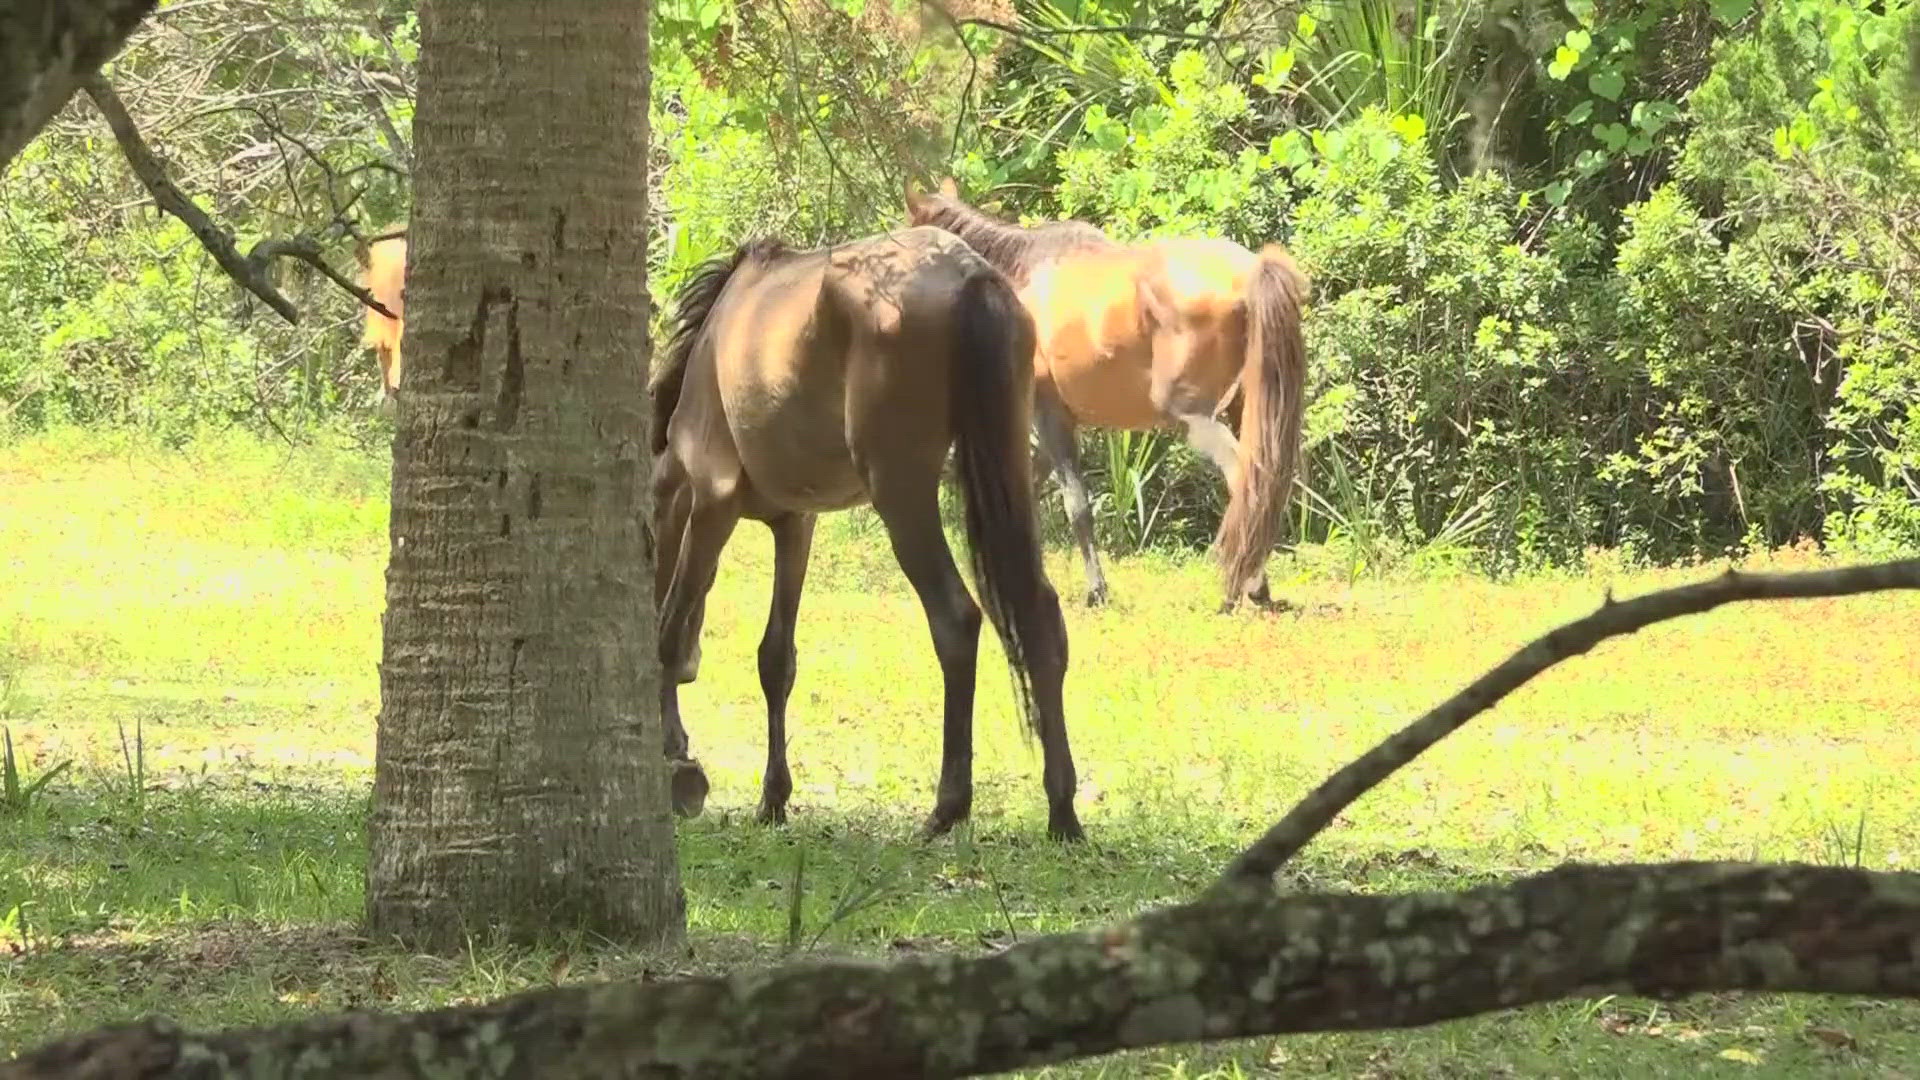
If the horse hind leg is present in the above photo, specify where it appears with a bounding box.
[868,475,982,839]
[653,471,708,684]
[1034,384,1109,608]
[755,512,816,826]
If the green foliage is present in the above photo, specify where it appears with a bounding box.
[958,0,1215,194]
[1535,0,1704,210]
[1677,0,1920,552]
[1056,50,1286,243]
[11,216,368,441]
[2,0,1915,570]
[1041,24,1919,569]
[1278,0,1479,141]
[1287,110,1630,568]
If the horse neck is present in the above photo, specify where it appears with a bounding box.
[918,198,1043,280]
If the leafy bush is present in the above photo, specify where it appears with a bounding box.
[2,0,1914,573]
[1676,0,1920,553]
[1040,37,1910,570]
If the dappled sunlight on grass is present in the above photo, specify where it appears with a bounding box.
[3,428,1918,1073]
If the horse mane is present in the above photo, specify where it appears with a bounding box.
[649,236,790,456]
[910,191,1113,286]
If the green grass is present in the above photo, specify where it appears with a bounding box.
[2,425,1918,1076]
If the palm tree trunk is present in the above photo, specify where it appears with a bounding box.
[365,0,681,951]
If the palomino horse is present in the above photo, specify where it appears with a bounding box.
[651,225,1084,841]
[357,233,408,398]
[905,180,1311,612]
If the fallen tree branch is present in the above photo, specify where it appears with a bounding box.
[0,0,157,170]
[1216,557,1920,892]
[9,862,1918,1079]
[79,75,394,325]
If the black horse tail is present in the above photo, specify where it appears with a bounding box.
[945,268,1066,741]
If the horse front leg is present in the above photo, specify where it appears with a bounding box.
[755,512,816,825]
[656,490,741,819]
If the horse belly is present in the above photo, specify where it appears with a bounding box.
[1028,275,1160,430]
[1047,339,1159,430]
[728,389,867,513]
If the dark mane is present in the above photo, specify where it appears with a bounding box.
[649,237,790,456]
[910,193,1113,286]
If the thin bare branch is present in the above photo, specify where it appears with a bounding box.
[248,234,394,320]
[914,0,981,168]
[356,83,412,172]
[767,0,866,210]
[82,73,300,322]
[1215,557,1920,893]
[81,75,394,324]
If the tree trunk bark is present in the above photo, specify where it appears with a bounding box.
[364,0,680,951]
[0,0,157,170]
[11,863,1919,1080]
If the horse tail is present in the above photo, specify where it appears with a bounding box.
[947,268,1063,742]
[651,238,784,456]
[1217,244,1311,599]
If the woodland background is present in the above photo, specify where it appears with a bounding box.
[6,0,1915,574]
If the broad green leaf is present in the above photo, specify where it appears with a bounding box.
[1588,68,1625,101]
[1710,0,1753,24]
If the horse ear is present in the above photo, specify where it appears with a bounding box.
[1135,271,1175,330]
[937,176,960,198]
[905,178,925,214]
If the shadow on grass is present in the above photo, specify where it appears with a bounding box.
[1,773,1499,1049]
[8,780,1919,1076]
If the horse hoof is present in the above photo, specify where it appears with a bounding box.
[919,806,968,841]
[1048,815,1086,843]
[670,758,709,819]
[1084,586,1110,608]
[754,801,788,827]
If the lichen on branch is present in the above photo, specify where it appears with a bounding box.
[9,862,1920,1080]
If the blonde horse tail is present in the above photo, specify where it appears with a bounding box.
[947,268,1062,742]
[1217,244,1310,600]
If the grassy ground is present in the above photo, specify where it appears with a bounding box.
[2,426,1917,1077]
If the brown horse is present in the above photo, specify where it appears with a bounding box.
[650,225,1084,841]
[905,180,1311,612]
[358,233,408,398]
